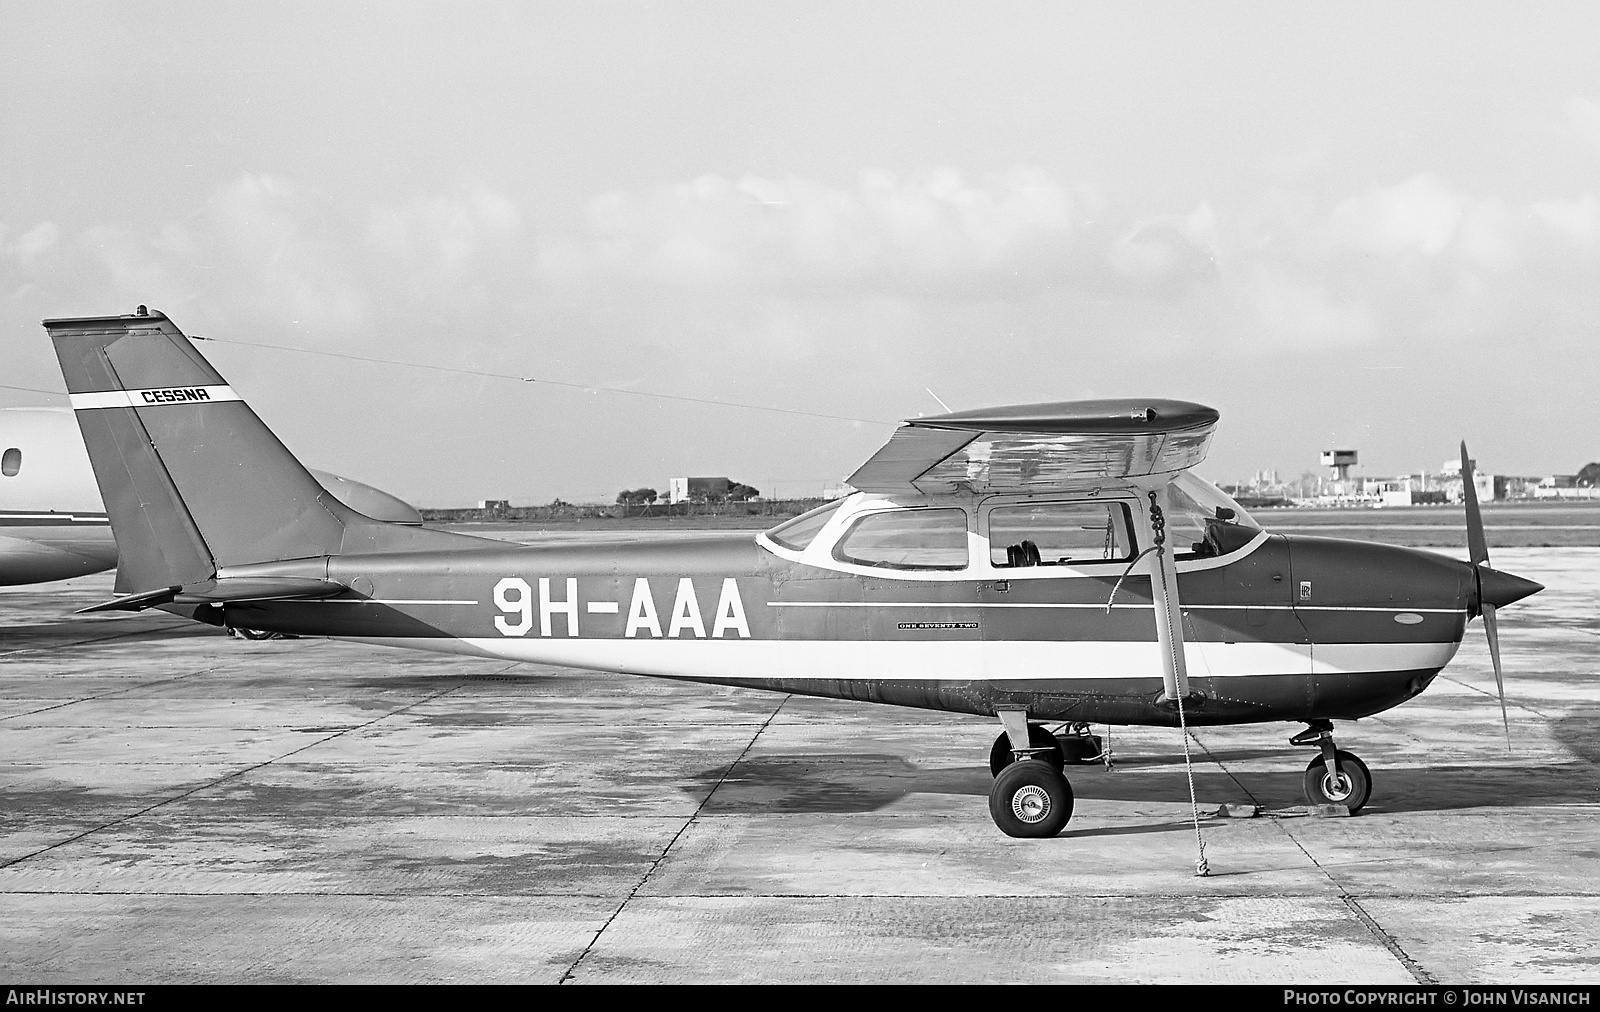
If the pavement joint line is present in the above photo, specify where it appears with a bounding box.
[6,889,1598,900]
[0,665,227,723]
[1435,673,1555,719]
[1268,819,1437,985]
[557,692,793,985]
[0,671,498,872]
[1198,719,1444,984]
[1185,727,1265,810]
[1341,894,1437,986]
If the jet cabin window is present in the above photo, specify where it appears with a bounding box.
[834,508,969,571]
[1,448,18,477]
[989,502,1135,567]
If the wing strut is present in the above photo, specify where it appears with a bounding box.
[1147,489,1191,703]
[1143,489,1210,876]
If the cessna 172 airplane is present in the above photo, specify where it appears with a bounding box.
[0,406,422,586]
[42,308,1543,838]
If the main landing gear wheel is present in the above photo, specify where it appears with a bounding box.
[988,726,1064,777]
[989,760,1074,838]
[1303,750,1371,813]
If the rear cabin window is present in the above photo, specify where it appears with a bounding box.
[989,502,1135,567]
[834,508,969,571]
[1,448,19,477]
[766,500,844,551]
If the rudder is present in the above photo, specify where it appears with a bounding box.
[46,308,349,593]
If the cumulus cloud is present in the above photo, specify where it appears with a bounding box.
[365,185,523,272]
[6,166,1599,373]
[1323,174,1467,259]
[1564,95,1600,155]
[4,222,60,265]
[541,168,1098,293]
[1108,204,1221,291]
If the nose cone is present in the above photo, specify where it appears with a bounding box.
[1477,565,1544,610]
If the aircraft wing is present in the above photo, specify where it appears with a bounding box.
[846,399,1220,495]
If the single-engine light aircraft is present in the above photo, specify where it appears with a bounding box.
[43,309,1543,837]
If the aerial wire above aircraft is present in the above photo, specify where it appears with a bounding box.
[39,307,1543,844]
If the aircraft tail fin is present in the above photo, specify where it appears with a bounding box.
[45,309,354,594]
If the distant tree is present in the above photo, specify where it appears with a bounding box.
[1576,463,1600,488]
[615,488,660,505]
[725,481,760,501]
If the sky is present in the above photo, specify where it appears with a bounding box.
[3,2,1599,506]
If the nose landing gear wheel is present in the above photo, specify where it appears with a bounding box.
[1303,750,1371,813]
[988,760,1074,838]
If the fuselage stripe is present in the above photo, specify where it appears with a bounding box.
[312,599,480,605]
[765,601,1463,614]
[69,385,241,410]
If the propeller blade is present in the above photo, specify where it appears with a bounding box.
[1482,603,1511,752]
[1462,441,1511,752]
[1460,441,1489,567]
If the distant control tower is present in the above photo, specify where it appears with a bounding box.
[1321,449,1358,482]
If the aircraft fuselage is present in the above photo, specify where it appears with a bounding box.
[205,525,1477,728]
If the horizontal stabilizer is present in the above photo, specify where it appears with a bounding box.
[77,585,180,614]
[78,576,346,614]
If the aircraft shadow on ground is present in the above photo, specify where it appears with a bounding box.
[0,620,215,650]
[1552,710,1600,765]
[691,749,1600,818]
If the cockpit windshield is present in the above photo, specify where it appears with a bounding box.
[1166,473,1261,559]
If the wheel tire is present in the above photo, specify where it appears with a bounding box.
[989,760,1074,838]
[1303,750,1371,813]
[236,628,279,641]
[989,726,1065,777]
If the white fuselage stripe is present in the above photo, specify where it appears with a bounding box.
[336,637,1458,683]
[765,601,1463,614]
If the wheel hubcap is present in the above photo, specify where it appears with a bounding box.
[1321,772,1353,801]
[1011,785,1052,823]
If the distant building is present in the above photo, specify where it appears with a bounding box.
[668,477,731,503]
[477,499,511,510]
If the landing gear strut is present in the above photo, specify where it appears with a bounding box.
[1292,720,1372,813]
[987,707,1074,837]
[987,722,1103,776]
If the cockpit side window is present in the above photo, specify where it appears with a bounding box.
[834,508,969,571]
[989,502,1135,567]
[1,448,19,477]
[766,500,844,551]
